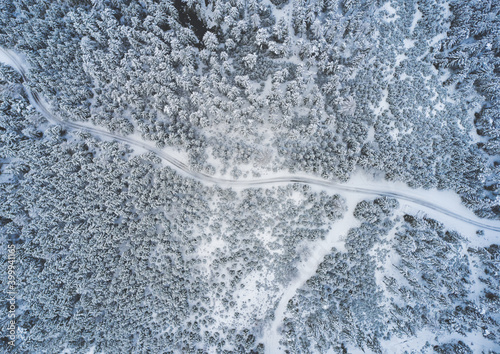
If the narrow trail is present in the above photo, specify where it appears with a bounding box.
[1,46,499,233]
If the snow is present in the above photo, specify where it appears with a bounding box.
[196,233,227,269]
[262,191,362,352]
[259,168,500,351]
[457,119,465,132]
[466,244,488,304]
[344,172,500,245]
[389,126,400,141]
[399,72,411,80]
[0,49,17,68]
[430,32,448,47]
[0,47,31,76]
[381,2,397,16]
[441,1,452,19]
[366,126,375,142]
[200,0,216,29]
[395,54,407,66]
[379,2,399,23]
[0,174,14,183]
[403,38,415,49]
[6,39,499,239]
[373,88,389,116]
[371,225,399,298]
[284,55,302,66]
[409,6,423,35]
[380,327,494,353]
[262,0,294,41]
[231,268,278,325]
[4,44,500,352]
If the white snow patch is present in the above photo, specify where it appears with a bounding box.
[395,54,408,66]
[0,49,17,68]
[389,127,400,141]
[380,327,494,353]
[457,119,465,132]
[197,235,227,269]
[403,38,415,49]
[231,269,277,323]
[260,75,273,98]
[374,88,389,116]
[441,1,452,19]
[430,32,448,47]
[262,0,294,40]
[372,225,399,301]
[366,126,375,142]
[382,2,397,15]
[285,55,303,66]
[399,72,411,81]
[0,47,31,72]
[262,193,361,352]
[345,172,500,246]
[379,2,399,23]
[409,6,423,34]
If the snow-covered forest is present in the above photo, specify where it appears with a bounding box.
[0,0,499,352]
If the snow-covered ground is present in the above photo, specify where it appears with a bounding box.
[381,327,494,354]
[0,47,17,68]
[3,43,499,236]
[2,27,500,352]
[260,170,499,352]
[345,172,499,242]
[262,190,362,351]
[409,5,423,35]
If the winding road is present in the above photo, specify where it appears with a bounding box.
[1,46,500,233]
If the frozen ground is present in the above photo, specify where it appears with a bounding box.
[2,44,499,236]
[2,8,499,348]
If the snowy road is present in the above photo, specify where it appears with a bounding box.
[3,45,500,353]
[1,46,500,235]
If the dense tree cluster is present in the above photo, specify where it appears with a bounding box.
[433,0,500,217]
[0,93,209,351]
[1,0,499,352]
[280,200,500,352]
[468,244,500,334]
[0,79,349,351]
[381,215,499,350]
[0,0,497,217]
[189,184,346,352]
[281,197,399,352]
